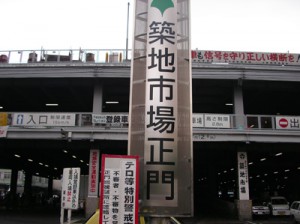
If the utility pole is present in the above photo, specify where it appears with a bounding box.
[125,2,130,61]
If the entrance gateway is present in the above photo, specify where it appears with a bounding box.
[128,0,251,221]
[128,0,193,218]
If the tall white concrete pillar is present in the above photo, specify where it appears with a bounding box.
[129,0,193,218]
[92,80,103,114]
[234,84,245,129]
[236,151,252,221]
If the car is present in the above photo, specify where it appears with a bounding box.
[252,199,270,217]
[268,196,291,216]
[290,201,300,223]
[47,194,60,207]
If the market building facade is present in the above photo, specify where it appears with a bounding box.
[1,48,300,220]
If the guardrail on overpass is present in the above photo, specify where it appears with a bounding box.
[0,49,131,64]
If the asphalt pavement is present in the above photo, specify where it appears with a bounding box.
[0,206,85,224]
[0,206,296,224]
[177,216,294,224]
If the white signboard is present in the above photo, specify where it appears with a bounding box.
[61,168,81,209]
[192,114,204,128]
[99,154,139,224]
[205,114,230,128]
[276,116,300,130]
[88,150,100,197]
[192,49,300,66]
[193,114,230,128]
[237,152,249,200]
[0,126,8,138]
[92,114,128,124]
[12,113,76,127]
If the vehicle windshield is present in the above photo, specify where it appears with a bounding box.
[272,198,287,205]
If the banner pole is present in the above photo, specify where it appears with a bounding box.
[67,209,72,224]
[60,208,64,224]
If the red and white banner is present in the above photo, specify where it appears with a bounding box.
[99,154,139,224]
[88,150,100,197]
[192,49,300,66]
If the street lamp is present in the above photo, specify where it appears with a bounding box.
[126,2,130,61]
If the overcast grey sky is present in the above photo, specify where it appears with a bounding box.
[1,0,300,53]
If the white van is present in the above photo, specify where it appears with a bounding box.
[268,196,291,216]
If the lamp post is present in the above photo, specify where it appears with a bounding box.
[126,2,130,61]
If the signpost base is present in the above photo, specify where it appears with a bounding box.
[60,208,64,224]
[60,208,72,224]
[235,199,252,221]
[67,209,72,224]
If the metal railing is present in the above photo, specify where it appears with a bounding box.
[0,48,132,64]
[3,112,299,131]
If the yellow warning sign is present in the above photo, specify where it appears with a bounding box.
[0,113,8,126]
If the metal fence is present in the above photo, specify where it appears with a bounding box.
[0,49,132,64]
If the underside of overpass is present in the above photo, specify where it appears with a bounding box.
[1,64,300,217]
[194,142,300,214]
[1,138,300,214]
[0,139,128,178]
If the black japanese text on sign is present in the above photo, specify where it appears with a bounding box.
[144,0,178,207]
[237,152,249,200]
[100,155,139,224]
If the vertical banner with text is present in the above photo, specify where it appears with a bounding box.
[61,168,81,209]
[128,0,193,216]
[237,152,249,200]
[88,149,100,197]
[144,0,178,207]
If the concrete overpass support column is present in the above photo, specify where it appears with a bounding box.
[48,176,53,197]
[208,157,218,198]
[24,170,33,206]
[235,151,252,221]
[234,85,245,129]
[92,80,103,113]
[8,169,18,209]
